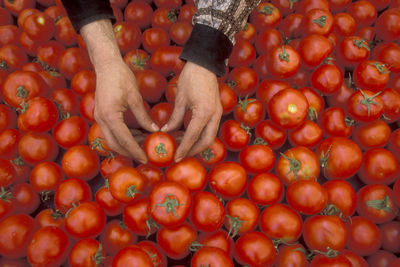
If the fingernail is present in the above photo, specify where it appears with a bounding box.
[161,124,168,132]
[151,123,159,132]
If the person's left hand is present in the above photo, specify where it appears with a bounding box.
[161,61,223,162]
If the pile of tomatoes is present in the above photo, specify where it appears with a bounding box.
[1,0,400,266]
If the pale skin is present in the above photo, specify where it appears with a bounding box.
[81,19,223,164]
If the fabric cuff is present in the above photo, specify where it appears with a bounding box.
[179,23,233,77]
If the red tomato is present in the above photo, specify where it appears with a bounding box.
[311,63,343,95]
[319,107,354,138]
[0,157,15,188]
[124,1,153,30]
[228,39,256,67]
[276,146,320,185]
[333,13,357,38]
[233,231,276,267]
[310,254,352,267]
[18,131,58,166]
[100,220,136,256]
[266,45,300,79]
[380,221,400,253]
[136,69,167,103]
[136,163,164,193]
[123,48,150,73]
[178,4,195,23]
[109,166,146,204]
[0,25,22,46]
[353,60,390,92]
[224,198,259,238]
[88,122,111,156]
[218,119,250,151]
[137,240,167,267]
[250,2,281,31]
[22,12,55,43]
[169,20,192,45]
[233,97,265,128]
[347,0,377,27]
[4,0,35,16]
[100,154,133,179]
[255,120,287,149]
[389,128,400,159]
[27,226,69,267]
[52,116,88,148]
[57,47,91,80]
[54,178,92,214]
[123,197,155,237]
[49,88,79,117]
[353,120,391,149]
[275,244,308,267]
[346,216,382,256]
[227,66,258,97]
[247,172,283,206]
[154,0,181,8]
[190,191,225,232]
[191,247,234,267]
[34,208,64,229]
[71,69,96,96]
[323,179,357,217]
[149,102,172,128]
[69,238,105,267]
[375,8,400,41]
[256,79,291,108]
[150,46,184,77]
[218,82,237,115]
[259,203,302,243]
[301,8,333,37]
[298,34,333,68]
[208,161,248,199]
[112,245,153,267]
[30,161,64,195]
[0,128,20,159]
[255,28,283,55]
[62,144,99,181]
[196,137,226,168]
[95,185,124,217]
[0,104,16,132]
[337,36,370,69]
[151,7,177,31]
[381,88,400,123]
[288,120,323,148]
[79,91,95,123]
[143,132,176,167]
[149,181,191,228]
[113,21,141,54]
[340,250,369,267]
[238,144,275,175]
[197,230,233,254]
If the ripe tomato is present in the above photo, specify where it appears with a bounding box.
[71,69,96,96]
[228,39,256,67]
[255,120,287,149]
[95,183,124,216]
[49,88,79,117]
[57,47,91,80]
[256,79,291,108]
[191,247,233,267]
[376,7,400,40]
[267,88,309,129]
[149,102,172,128]
[123,197,156,237]
[323,179,357,217]
[337,36,370,69]
[266,45,300,78]
[88,122,111,156]
[389,128,400,159]
[0,44,28,72]
[250,2,281,31]
[156,223,197,259]
[65,201,106,239]
[169,20,192,45]
[333,13,357,38]
[208,161,248,199]
[52,116,88,148]
[218,119,250,151]
[311,63,343,95]
[149,181,191,227]
[137,240,167,267]
[358,148,400,185]
[276,244,308,267]
[34,208,64,229]
[150,46,184,77]
[381,88,400,123]
[276,146,320,185]
[100,220,136,256]
[112,245,153,267]
[298,86,325,121]
[29,161,64,195]
[18,131,58,166]
[124,48,150,73]
[196,137,226,168]
[136,69,167,103]
[353,120,391,149]
[151,7,177,31]
[62,144,99,181]
[346,216,382,256]
[190,191,225,232]
[0,104,17,131]
[247,172,283,206]
[255,28,282,56]
[143,132,176,167]
[288,120,323,148]
[304,215,347,252]
[69,238,106,267]
[197,230,233,254]
[301,8,334,37]
[178,4,195,23]
[22,12,55,43]
[113,21,141,54]
[233,97,265,128]
[233,231,276,267]
[259,203,303,243]
[0,214,36,259]
[227,66,258,97]
[310,254,352,267]
[340,250,369,267]
[319,107,354,138]
[0,128,20,159]
[225,198,259,238]
[380,221,400,253]
[238,144,275,175]
[298,34,333,68]
[124,0,153,30]
[27,226,69,267]
[79,91,95,123]
[347,0,377,27]
[353,60,390,92]
[316,137,363,180]
[0,25,22,46]
[54,178,92,213]
[109,166,146,204]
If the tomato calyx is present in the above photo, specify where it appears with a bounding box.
[0,61,9,71]
[254,137,267,145]
[65,201,81,217]
[289,0,299,9]
[33,58,56,72]
[280,152,301,178]
[312,16,327,28]
[320,204,351,223]
[279,46,290,62]
[240,123,251,136]
[91,244,105,266]
[50,209,64,220]
[131,50,150,70]
[189,241,204,252]
[125,185,141,199]
[155,194,183,217]
[237,95,255,112]
[53,101,70,120]
[145,217,159,238]
[16,100,28,114]
[259,5,273,15]
[308,107,318,120]
[344,117,355,127]
[272,238,296,251]
[319,145,332,176]
[16,85,28,99]
[10,156,24,166]
[0,187,13,203]
[359,89,382,116]
[370,62,390,74]
[200,148,214,162]
[353,39,370,51]
[226,214,244,239]
[40,190,53,202]
[155,143,167,157]
[167,9,177,23]
[312,247,339,258]
[366,196,393,213]
[91,138,106,152]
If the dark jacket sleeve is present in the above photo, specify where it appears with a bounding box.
[60,0,115,32]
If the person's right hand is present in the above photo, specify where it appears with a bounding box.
[94,58,159,163]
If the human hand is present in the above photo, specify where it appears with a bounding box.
[94,59,159,163]
[161,61,223,162]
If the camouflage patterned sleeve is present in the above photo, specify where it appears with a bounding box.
[180,0,261,77]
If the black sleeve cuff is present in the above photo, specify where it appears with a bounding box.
[179,23,233,77]
[60,0,115,32]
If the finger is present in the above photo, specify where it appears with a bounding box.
[105,113,148,164]
[96,119,132,158]
[174,108,210,162]
[128,98,159,133]
[161,94,186,132]
[188,108,222,156]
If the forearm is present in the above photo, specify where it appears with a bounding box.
[80,19,122,70]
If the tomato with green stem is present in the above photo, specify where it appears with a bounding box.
[95,182,124,216]
[224,198,259,239]
[298,34,333,68]
[151,7,177,31]
[227,66,258,98]
[191,247,234,267]
[228,39,256,67]
[301,8,334,36]
[275,244,308,267]
[371,42,400,74]
[123,197,157,237]
[197,137,226,168]
[311,62,343,95]
[100,220,136,256]
[353,60,390,92]
[218,119,250,151]
[319,107,354,138]
[337,36,370,69]
[109,166,146,204]
[250,2,282,31]
[137,240,167,267]
[322,179,357,218]
[113,21,142,54]
[124,49,150,73]
[69,238,106,267]
[233,96,265,128]
[310,253,352,267]
[196,230,233,254]
[267,45,300,79]
[34,208,64,229]
[54,178,92,214]
[143,132,176,168]
[190,191,225,233]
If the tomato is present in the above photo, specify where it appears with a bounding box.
[389,128,400,159]
[178,3,195,23]
[298,34,333,68]
[196,137,226,168]
[0,25,22,46]
[238,144,275,175]
[228,39,256,67]
[0,214,36,259]
[10,183,38,215]
[298,87,323,121]
[340,250,369,267]
[88,122,111,156]
[29,161,63,196]
[233,231,276,267]
[136,69,167,103]
[0,128,20,159]
[0,157,15,188]
[256,79,291,108]
[137,240,167,267]
[356,26,375,42]
[109,166,146,204]
[10,157,30,184]
[23,12,55,43]
[124,49,150,74]
[49,88,79,117]
[2,70,48,108]
[301,8,333,37]
[253,54,270,79]
[224,197,259,239]
[27,226,69,267]
[149,102,172,128]
[113,21,141,54]
[156,223,197,259]
[255,29,282,57]
[57,47,91,80]
[288,120,323,148]
[95,183,124,216]
[375,8,400,42]
[310,254,352,267]
[317,137,363,180]
[333,13,357,38]
[0,105,15,132]
[380,221,400,253]
[254,120,286,150]
[233,97,265,128]
[17,96,58,133]
[381,88,400,123]
[52,116,88,148]
[358,148,399,185]
[191,247,233,267]
[19,31,42,57]
[124,1,153,30]
[71,69,96,96]
[136,163,163,193]
[4,0,35,16]
[150,46,184,77]
[143,131,176,167]
[54,178,92,214]
[323,179,357,217]
[39,70,66,91]
[0,7,12,25]
[79,91,95,123]
[141,27,170,54]
[35,208,64,229]
[100,154,132,179]
[247,173,283,206]
[227,66,258,98]
[0,44,28,72]
[250,2,281,31]
[112,245,153,267]
[303,215,347,252]
[68,238,105,267]
[169,20,191,45]
[44,5,67,21]
[100,220,136,256]
[353,120,391,149]
[65,201,106,239]
[346,216,382,256]
[151,7,177,31]
[347,0,377,27]
[208,161,248,199]
[337,36,370,69]
[367,250,397,267]
[62,144,99,180]
[275,244,308,267]
[217,82,236,115]
[311,63,343,95]
[235,22,256,44]
[266,45,300,79]
[353,60,390,92]
[18,131,58,166]
[276,146,320,185]
[218,120,250,151]
[371,42,400,74]
[189,191,225,232]
[319,107,354,138]
[259,203,302,243]
[0,187,14,220]
[123,197,156,237]
[267,88,309,129]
